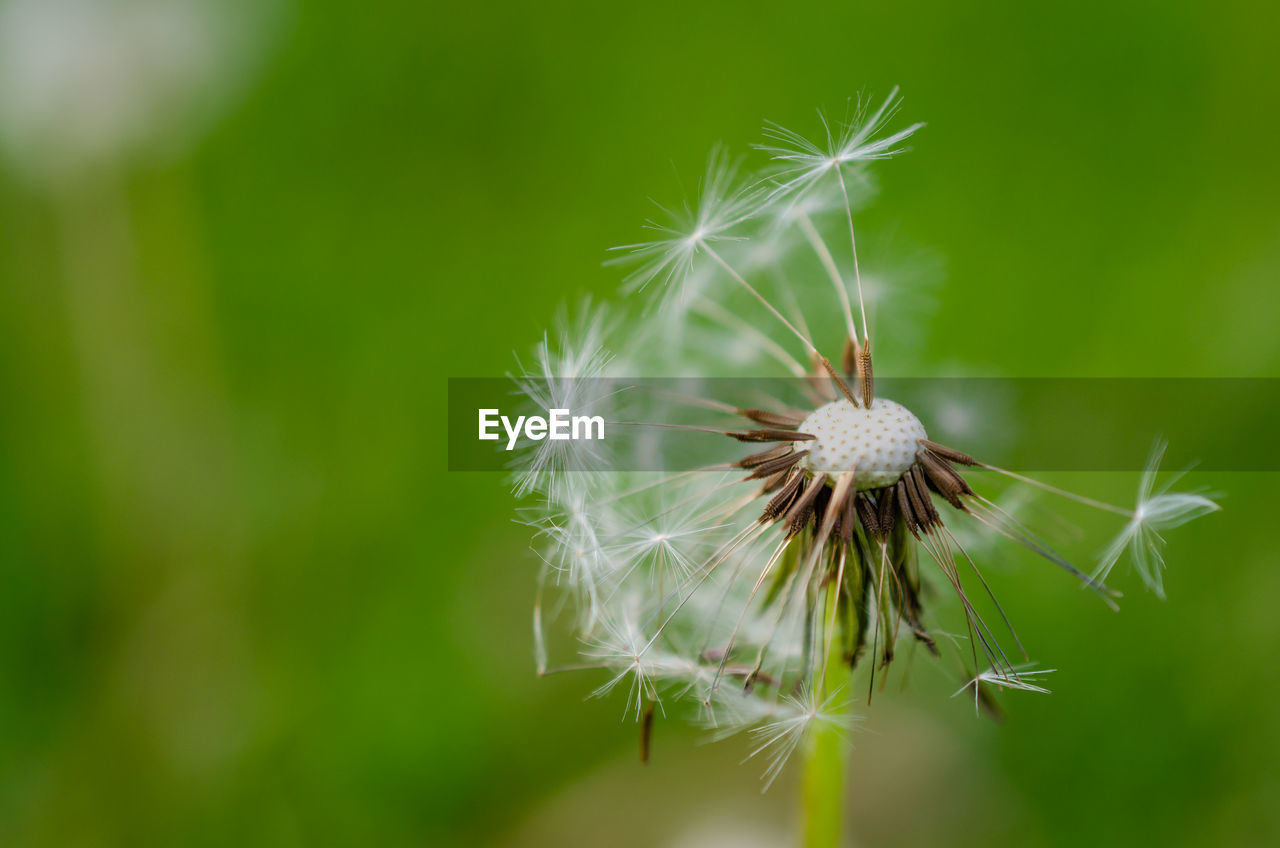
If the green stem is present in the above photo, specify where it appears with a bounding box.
[801,584,849,848]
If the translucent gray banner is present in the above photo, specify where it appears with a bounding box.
[447,378,1276,472]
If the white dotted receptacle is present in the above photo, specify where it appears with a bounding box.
[797,398,927,490]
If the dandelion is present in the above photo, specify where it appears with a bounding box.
[512,91,1218,847]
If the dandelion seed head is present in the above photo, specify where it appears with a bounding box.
[516,92,1218,786]
[798,398,928,488]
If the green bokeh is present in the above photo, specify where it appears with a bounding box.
[1,1,1277,846]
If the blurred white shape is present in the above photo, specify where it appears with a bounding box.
[667,820,787,848]
[0,0,279,182]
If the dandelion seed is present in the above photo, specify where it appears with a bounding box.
[951,663,1055,720]
[757,87,925,203]
[955,662,1055,702]
[585,603,705,720]
[510,300,617,499]
[609,147,763,296]
[525,486,619,630]
[757,89,923,349]
[611,502,734,585]
[744,688,850,790]
[1094,441,1221,598]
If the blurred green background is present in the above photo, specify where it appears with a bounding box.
[1,1,1277,845]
